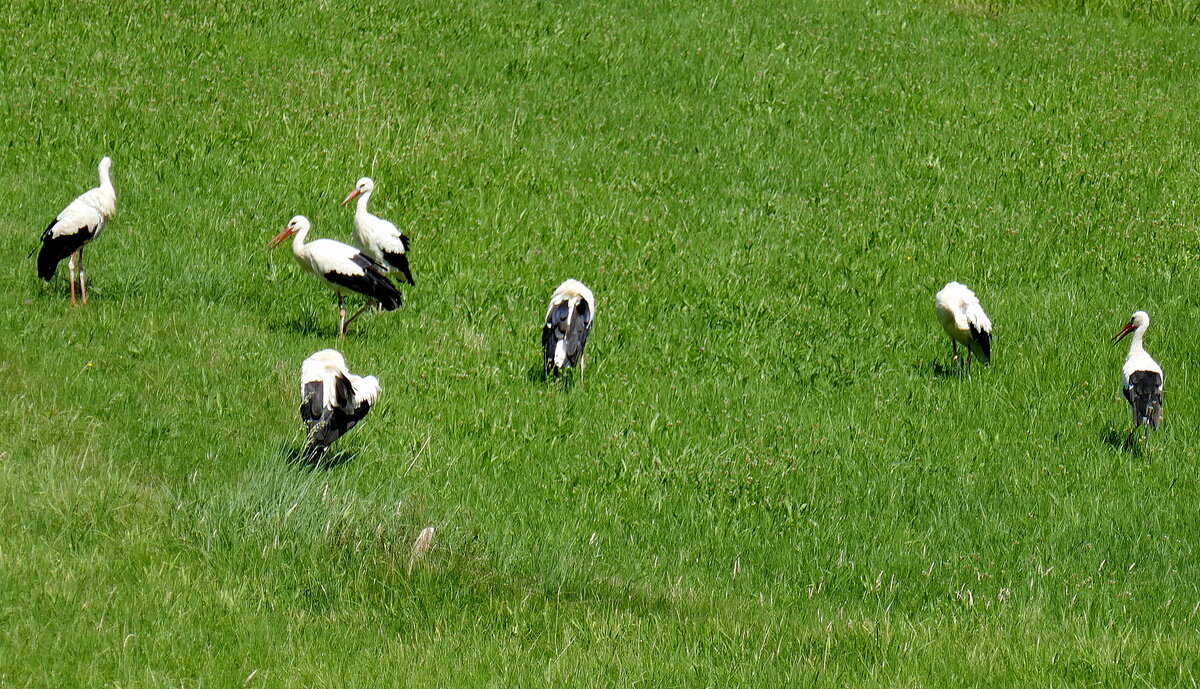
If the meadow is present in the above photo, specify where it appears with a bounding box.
[2,0,1200,685]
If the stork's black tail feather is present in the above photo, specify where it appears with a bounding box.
[382,250,415,285]
[303,416,340,460]
[35,221,94,282]
[36,243,61,281]
[968,324,991,364]
[360,259,403,310]
[1128,370,1163,430]
[369,272,403,311]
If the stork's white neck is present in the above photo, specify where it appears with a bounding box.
[98,163,114,195]
[355,188,373,214]
[1127,324,1149,358]
[291,223,311,257]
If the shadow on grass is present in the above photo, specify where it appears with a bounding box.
[282,445,358,470]
[402,537,697,623]
[927,359,966,379]
[1100,428,1126,450]
[927,358,996,380]
[525,363,548,383]
[271,313,331,338]
[1101,428,1156,456]
[532,364,589,391]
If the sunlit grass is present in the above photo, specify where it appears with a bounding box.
[2,0,1200,685]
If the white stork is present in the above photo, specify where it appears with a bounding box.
[341,177,415,285]
[267,215,403,337]
[934,281,992,368]
[34,156,116,306]
[299,349,381,460]
[1112,310,1163,447]
[542,279,595,384]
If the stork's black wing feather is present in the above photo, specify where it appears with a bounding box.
[968,323,991,364]
[542,301,570,371]
[36,224,95,281]
[382,250,414,285]
[1128,370,1163,430]
[300,381,325,429]
[303,400,374,460]
[324,253,403,310]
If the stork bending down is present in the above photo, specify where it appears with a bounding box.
[542,279,595,386]
[935,281,992,369]
[299,349,381,460]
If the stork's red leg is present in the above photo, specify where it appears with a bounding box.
[68,253,78,308]
[343,302,372,330]
[78,247,88,305]
[338,296,347,338]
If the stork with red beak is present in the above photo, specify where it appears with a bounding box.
[267,215,403,337]
[341,177,414,286]
[1112,310,1163,448]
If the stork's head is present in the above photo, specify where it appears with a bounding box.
[341,177,375,206]
[1112,310,1150,344]
[267,215,310,249]
[99,156,112,172]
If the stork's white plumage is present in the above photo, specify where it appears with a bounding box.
[1112,311,1163,447]
[299,348,381,460]
[268,215,403,337]
[341,177,414,285]
[935,281,992,367]
[35,156,116,306]
[542,279,595,383]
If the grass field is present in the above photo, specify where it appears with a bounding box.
[3,0,1200,685]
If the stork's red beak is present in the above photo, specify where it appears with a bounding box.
[341,188,362,207]
[1111,320,1136,344]
[267,226,293,249]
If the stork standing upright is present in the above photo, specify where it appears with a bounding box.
[35,156,116,306]
[934,281,992,368]
[341,177,415,286]
[267,215,403,337]
[298,348,381,460]
[542,279,595,385]
[1112,310,1163,448]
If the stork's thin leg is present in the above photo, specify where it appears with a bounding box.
[78,247,87,305]
[68,253,78,307]
[343,302,372,330]
[580,355,585,389]
[338,296,347,338]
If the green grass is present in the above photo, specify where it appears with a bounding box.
[3,0,1200,685]
[965,0,1200,24]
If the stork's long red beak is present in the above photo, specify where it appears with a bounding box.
[267,226,293,249]
[341,188,362,207]
[1111,321,1136,345]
